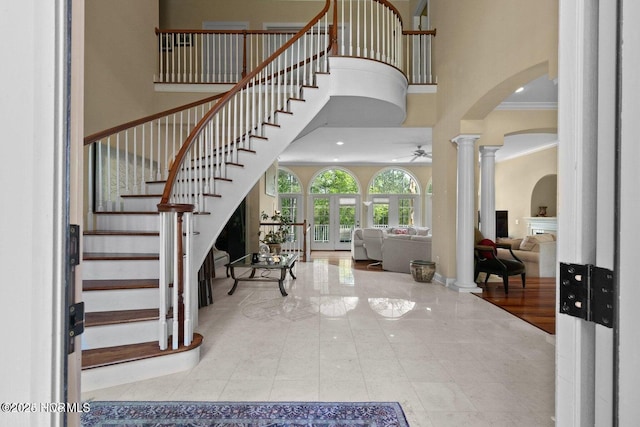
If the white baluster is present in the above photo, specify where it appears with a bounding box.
[87,144,94,228]
[156,120,162,181]
[159,211,168,350]
[133,127,139,194]
[115,134,120,210]
[106,137,112,211]
[172,211,179,350]
[183,212,193,346]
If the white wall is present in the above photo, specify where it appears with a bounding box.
[0,1,67,426]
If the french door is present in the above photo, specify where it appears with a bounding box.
[311,195,359,250]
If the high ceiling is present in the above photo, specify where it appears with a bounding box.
[278,75,558,166]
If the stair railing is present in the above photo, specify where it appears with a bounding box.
[156,28,303,84]
[158,0,333,350]
[83,93,225,228]
[157,0,416,349]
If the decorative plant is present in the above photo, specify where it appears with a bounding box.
[259,210,292,245]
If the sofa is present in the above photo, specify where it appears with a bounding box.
[496,233,557,277]
[382,233,432,273]
[351,227,432,274]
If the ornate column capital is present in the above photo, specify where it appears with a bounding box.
[479,145,501,156]
[451,134,480,146]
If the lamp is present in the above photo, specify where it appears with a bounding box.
[362,201,372,228]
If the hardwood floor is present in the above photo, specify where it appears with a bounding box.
[474,277,556,334]
[310,251,556,334]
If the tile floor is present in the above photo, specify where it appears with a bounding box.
[82,254,556,427]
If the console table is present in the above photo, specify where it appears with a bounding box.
[226,253,298,297]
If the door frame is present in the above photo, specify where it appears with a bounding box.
[309,194,360,250]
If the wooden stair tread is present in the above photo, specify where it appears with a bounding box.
[120,194,162,198]
[82,333,203,370]
[94,211,159,215]
[83,279,159,291]
[83,252,159,261]
[83,230,159,236]
[85,309,162,327]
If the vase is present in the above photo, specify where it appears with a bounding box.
[409,260,436,283]
[537,206,548,217]
[268,243,282,254]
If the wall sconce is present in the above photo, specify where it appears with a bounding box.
[363,201,372,207]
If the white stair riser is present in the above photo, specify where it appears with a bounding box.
[122,197,162,211]
[82,319,162,350]
[145,181,166,193]
[95,214,159,231]
[83,259,159,280]
[82,346,200,392]
[84,234,159,253]
[83,288,159,312]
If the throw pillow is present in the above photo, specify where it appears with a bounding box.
[394,228,408,234]
[477,238,496,259]
[519,236,537,251]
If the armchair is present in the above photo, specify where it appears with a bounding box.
[361,228,384,268]
[474,230,525,294]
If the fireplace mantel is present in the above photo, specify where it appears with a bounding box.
[524,217,558,235]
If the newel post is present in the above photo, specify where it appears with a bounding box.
[158,203,194,349]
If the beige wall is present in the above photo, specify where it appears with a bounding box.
[85,0,160,135]
[495,146,558,238]
[160,0,412,30]
[429,0,558,278]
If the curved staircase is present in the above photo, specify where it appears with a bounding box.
[81,0,414,392]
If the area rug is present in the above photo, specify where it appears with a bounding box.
[81,401,409,427]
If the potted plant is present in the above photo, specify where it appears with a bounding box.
[259,210,291,254]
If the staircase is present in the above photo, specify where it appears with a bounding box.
[81,0,414,392]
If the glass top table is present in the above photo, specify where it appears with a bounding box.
[226,253,298,296]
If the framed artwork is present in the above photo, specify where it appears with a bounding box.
[265,165,277,196]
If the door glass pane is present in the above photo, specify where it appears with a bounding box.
[280,196,299,242]
[373,198,389,229]
[338,198,356,243]
[398,198,415,227]
[313,198,330,243]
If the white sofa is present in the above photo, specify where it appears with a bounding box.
[496,233,557,277]
[351,227,432,274]
[351,228,369,261]
[382,234,432,273]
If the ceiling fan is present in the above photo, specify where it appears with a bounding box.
[406,145,432,162]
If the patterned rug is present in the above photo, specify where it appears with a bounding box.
[81,401,409,426]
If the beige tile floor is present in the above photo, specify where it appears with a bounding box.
[82,254,556,427]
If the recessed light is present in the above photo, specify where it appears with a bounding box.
[333,158,339,161]
[515,87,524,93]
[336,141,344,146]
[392,159,398,162]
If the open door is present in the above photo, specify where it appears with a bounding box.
[556,0,640,424]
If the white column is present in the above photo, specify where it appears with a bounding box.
[479,146,500,241]
[451,135,482,293]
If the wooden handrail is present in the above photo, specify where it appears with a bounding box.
[84,92,226,145]
[159,0,332,205]
[403,29,437,37]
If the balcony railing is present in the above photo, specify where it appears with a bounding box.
[156,1,436,86]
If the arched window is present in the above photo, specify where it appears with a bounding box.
[368,168,421,228]
[309,168,359,194]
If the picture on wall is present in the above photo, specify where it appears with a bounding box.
[265,164,277,196]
